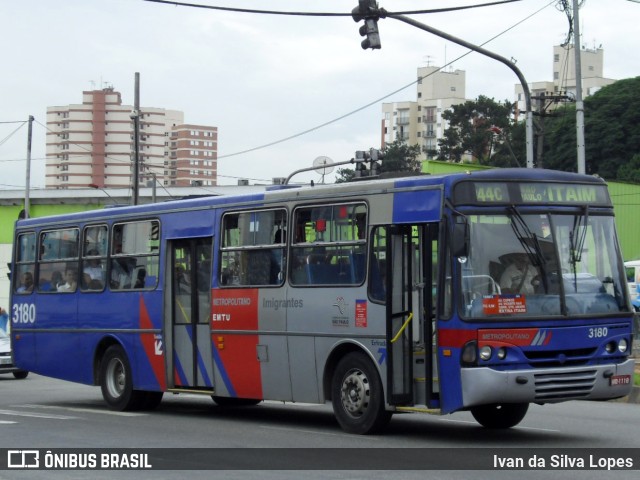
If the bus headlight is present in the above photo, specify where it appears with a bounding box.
[461,341,477,365]
[497,347,507,360]
[605,342,616,353]
[479,346,492,361]
[618,338,628,353]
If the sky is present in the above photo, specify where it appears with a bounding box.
[1,0,639,189]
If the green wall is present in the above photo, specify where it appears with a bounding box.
[0,204,104,244]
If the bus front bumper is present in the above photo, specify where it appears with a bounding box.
[460,358,635,407]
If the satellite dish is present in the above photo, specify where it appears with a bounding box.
[313,156,334,176]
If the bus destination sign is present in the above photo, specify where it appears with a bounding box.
[463,182,610,206]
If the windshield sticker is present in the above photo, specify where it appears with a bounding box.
[482,294,527,315]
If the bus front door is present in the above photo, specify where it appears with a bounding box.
[170,238,214,389]
[386,226,414,405]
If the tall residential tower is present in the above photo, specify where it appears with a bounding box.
[46,87,218,189]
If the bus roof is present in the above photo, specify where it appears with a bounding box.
[15,168,607,229]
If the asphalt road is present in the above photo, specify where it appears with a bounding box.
[0,374,639,480]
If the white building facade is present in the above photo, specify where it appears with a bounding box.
[382,66,467,158]
[515,45,616,113]
[46,88,218,189]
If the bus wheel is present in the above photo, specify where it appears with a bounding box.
[331,352,391,434]
[100,345,144,411]
[212,396,261,407]
[12,371,29,380]
[471,403,529,429]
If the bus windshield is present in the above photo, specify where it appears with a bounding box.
[460,212,628,319]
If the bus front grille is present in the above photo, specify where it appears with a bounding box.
[533,369,597,401]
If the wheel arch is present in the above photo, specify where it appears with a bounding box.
[322,340,383,402]
[92,335,125,386]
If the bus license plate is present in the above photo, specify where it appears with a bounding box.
[610,375,631,386]
[0,357,11,365]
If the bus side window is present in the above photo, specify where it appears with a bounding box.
[220,209,287,287]
[110,220,160,291]
[369,227,386,302]
[290,203,367,287]
[37,228,79,294]
[15,233,36,295]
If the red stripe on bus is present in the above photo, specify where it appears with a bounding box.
[438,329,477,348]
[139,296,167,391]
[212,289,262,399]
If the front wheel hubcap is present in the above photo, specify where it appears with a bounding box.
[340,369,370,417]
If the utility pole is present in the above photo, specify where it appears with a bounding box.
[132,72,141,206]
[572,0,586,174]
[532,92,571,169]
[24,115,34,219]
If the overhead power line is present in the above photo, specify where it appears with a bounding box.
[216,0,556,160]
[143,0,524,16]
[0,122,26,147]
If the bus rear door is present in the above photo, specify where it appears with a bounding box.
[169,238,214,389]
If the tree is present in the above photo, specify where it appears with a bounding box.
[438,95,516,165]
[543,77,640,180]
[334,167,356,183]
[379,139,422,174]
[334,139,422,183]
[617,153,640,183]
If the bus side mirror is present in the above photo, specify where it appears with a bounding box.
[452,220,469,258]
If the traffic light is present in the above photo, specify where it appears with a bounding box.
[353,149,383,178]
[369,148,382,176]
[352,1,381,50]
[354,150,368,178]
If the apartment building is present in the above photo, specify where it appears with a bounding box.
[382,66,467,157]
[515,45,616,113]
[46,87,218,189]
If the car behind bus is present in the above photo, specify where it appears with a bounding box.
[0,314,29,379]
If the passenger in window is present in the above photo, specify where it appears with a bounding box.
[57,269,78,292]
[134,269,146,289]
[110,258,134,289]
[83,251,105,282]
[40,270,63,292]
[17,271,34,293]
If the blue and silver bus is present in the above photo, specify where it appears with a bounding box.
[10,168,635,433]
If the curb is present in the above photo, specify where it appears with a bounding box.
[618,386,640,404]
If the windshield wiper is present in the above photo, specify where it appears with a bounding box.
[570,205,589,265]
[508,206,546,268]
[568,205,589,291]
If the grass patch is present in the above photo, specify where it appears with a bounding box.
[635,372,640,387]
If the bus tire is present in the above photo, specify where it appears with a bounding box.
[471,402,529,429]
[331,352,391,434]
[13,371,29,380]
[212,396,261,407]
[99,345,144,411]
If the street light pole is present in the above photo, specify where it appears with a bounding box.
[572,0,586,174]
[132,72,141,206]
[381,11,535,168]
[24,115,34,219]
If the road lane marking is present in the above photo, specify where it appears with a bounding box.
[0,409,78,420]
[17,404,147,417]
